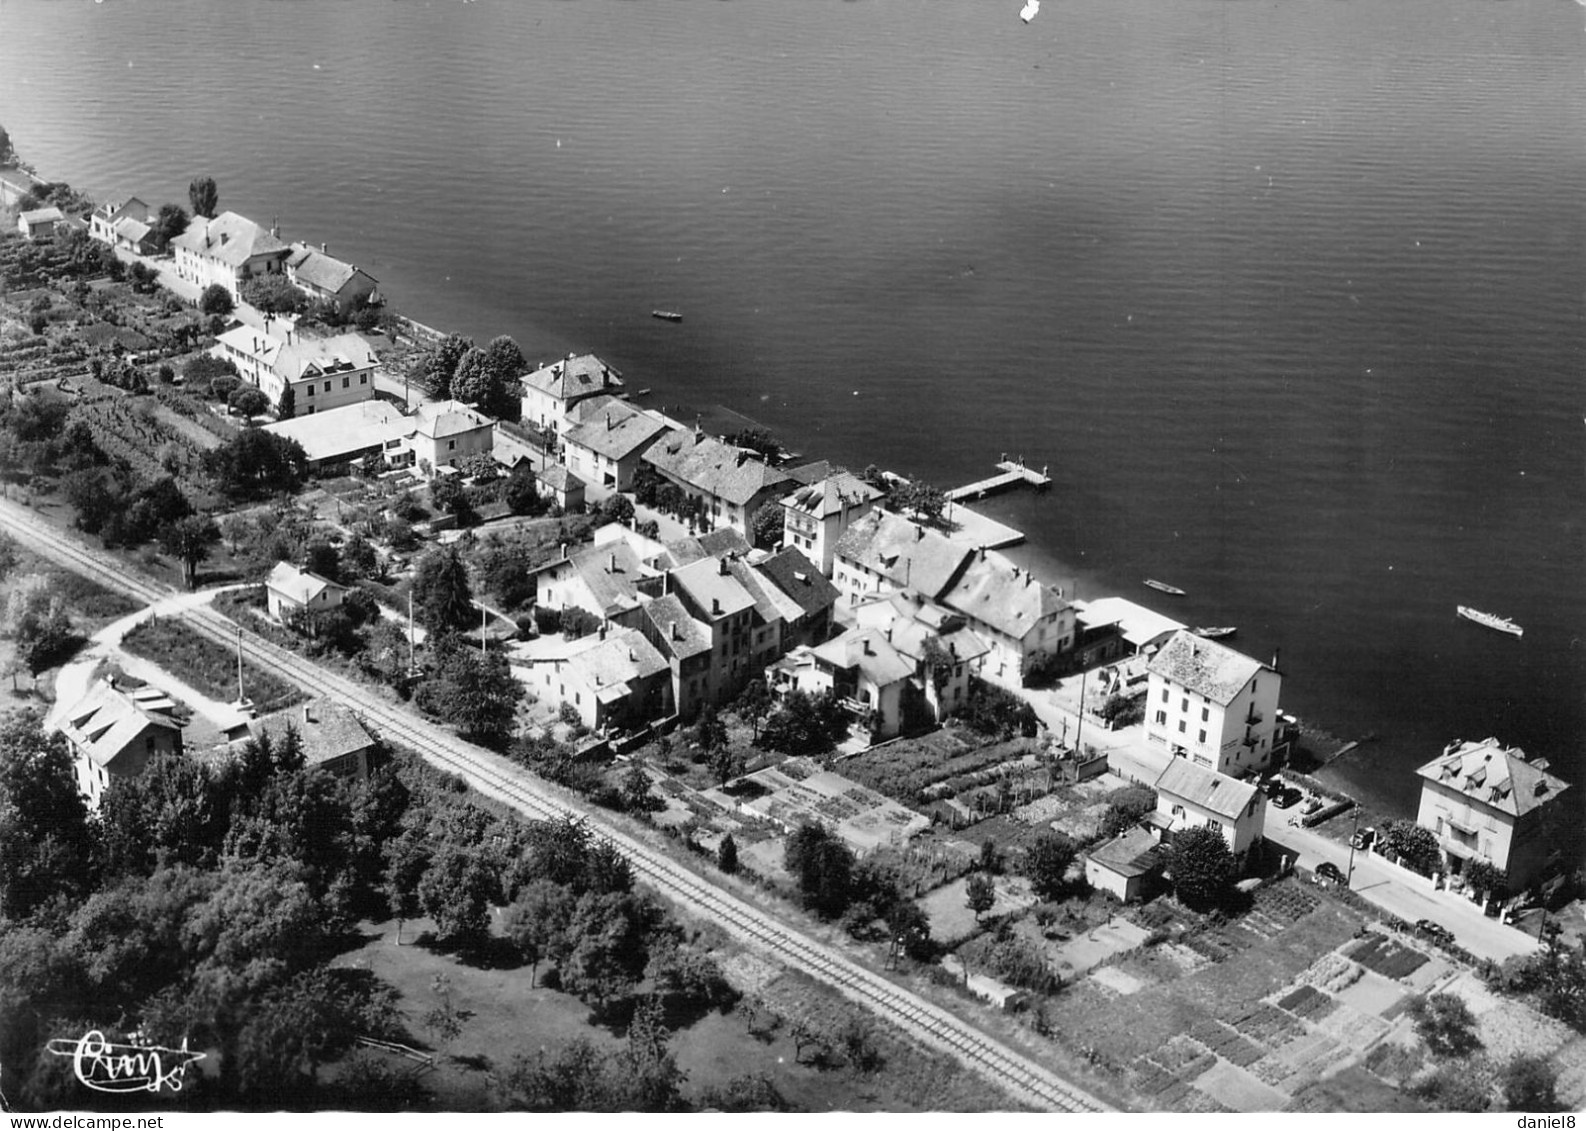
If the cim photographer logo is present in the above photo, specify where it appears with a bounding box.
[44,1030,206,1096]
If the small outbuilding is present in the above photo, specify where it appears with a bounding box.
[1084,826,1168,902]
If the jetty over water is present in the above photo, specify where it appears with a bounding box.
[945,457,1051,503]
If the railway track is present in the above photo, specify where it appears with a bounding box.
[0,501,1111,1113]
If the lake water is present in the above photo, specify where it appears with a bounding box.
[1,0,1581,840]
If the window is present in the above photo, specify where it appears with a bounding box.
[342,376,350,389]
[306,384,315,397]
[1171,804,1185,817]
[323,381,330,392]
[1161,688,1169,703]
[1154,710,1167,725]
[359,374,368,384]
[1202,707,1209,722]
[1181,697,1189,712]
[447,440,456,451]
[1178,720,1186,733]
[1198,729,1206,743]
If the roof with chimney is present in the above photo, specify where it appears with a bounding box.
[93,196,149,223]
[248,698,375,768]
[641,594,712,661]
[561,397,672,462]
[1155,760,1261,822]
[266,561,346,605]
[411,399,494,440]
[1086,827,1168,879]
[753,547,840,620]
[854,590,991,667]
[670,556,757,621]
[565,627,670,694]
[111,216,153,244]
[171,211,289,266]
[58,680,181,770]
[1415,738,1570,818]
[660,527,753,570]
[833,510,973,601]
[642,431,796,507]
[534,540,652,619]
[274,332,379,381]
[1147,630,1267,707]
[286,243,375,294]
[522,353,624,401]
[785,460,834,486]
[938,551,1069,642]
[536,464,584,492]
[813,627,915,689]
[782,470,884,520]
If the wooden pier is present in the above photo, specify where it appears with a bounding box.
[945,457,1052,502]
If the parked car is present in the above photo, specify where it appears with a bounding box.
[1316,862,1346,885]
[1415,919,1455,945]
[1350,826,1375,850]
[1272,788,1302,809]
[1262,777,1285,798]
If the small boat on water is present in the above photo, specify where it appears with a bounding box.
[1192,626,1237,640]
[1457,606,1523,637]
[1144,579,1186,596]
[651,310,683,323]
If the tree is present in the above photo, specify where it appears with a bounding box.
[1167,824,1235,911]
[725,428,780,462]
[159,514,220,590]
[1023,831,1078,901]
[559,891,654,1015]
[412,546,475,635]
[276,383,296,421]
[759,689,850,758]
[502,879,576,986]
[127,260,159,292]
[888,478,947,527]
[228,386,270,418]
[183,352,238,386]
[151,202,189,250]
[965,872,996,922]
[341,533,378,581]
[749,501,784,549]
[0,711,96,919]
[1099,786,1158,839]
[199,283,234,316]
[204,429,308,497]
[1378,819,1442,876]
[414,639,522,748]
[240,274,307,315]
[188,176,219,219]
[1410,992,1483,1058]
[303,539,341,583]
[1464,860,1509,902]
[620,763,654,813]
[784,824,855,919]
[733,678,772,740]
[1500,1053,1561,1113]
[3,575,79,682]
[717,833,738,874]
[382,827,430,946]
[505,465,543,515]
[451,335,525,419]
[417,842,498,948]
[421,333,474,399]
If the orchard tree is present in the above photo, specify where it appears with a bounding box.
[188,176,219,219]
[717,833,738,875]
[1022,831,1078,902]
[965,872,996,922]
[417,841,498,948]
[158,514,220,590]
[1410,992,1483,1058]
[784,823,854,919]
[411,546,475,635]
[733,678,772,740]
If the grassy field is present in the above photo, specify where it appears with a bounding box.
[120,616,303,714]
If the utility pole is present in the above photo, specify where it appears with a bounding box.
[1344,804,1362,889]
[1073,665,1087,756]
[235,625,245,705]
[407,590,415,674]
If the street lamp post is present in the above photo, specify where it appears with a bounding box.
[1344,804,1363,889]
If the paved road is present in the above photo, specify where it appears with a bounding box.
[0,499,1111,1114]
[1267,820,1541,964]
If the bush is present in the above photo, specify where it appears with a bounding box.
[1378,819,1441,876]
[199,283,234,316]
[228,386,270,417]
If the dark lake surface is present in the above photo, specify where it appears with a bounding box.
[1,0,1580,836]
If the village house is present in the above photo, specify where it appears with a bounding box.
[852,589,991,723]
[1151,759,1267,870]
[1084,826,1169,903]
[560,396,672,490]
[535,463,586,512]
[642,430,798,541]
[398,399,495,476]
[243,699,377,781]
[638,593,715,721]
[59,678,183,809]
[1144,630,1283,778]
[285,241,379,313]
[519,626,672,733]
[781,470,884,576]
[1414,737,1572,891]
[214,325,378,413]
[16,205,64,241]
[830,510,973,608]
[936,548,1075,688]
[262,400,411,469]
[770,626,915,740]
[751,547,841,652]
[664,555,761,702]
[531,538,660,627]
[170,211,291,298]
[1074,596,1185,660]
[520,353,624,434]
[266,561,348,623]
[88,196,150,245]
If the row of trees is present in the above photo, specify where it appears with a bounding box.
[416,333,524,420]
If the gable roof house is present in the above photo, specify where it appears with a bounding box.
[285,242,379,312]
[637,593,715,722]
[1153,759,1266,868]
[394,400,495,476]
[831,510,974,609]
[535,463,586,512]
[937,548,1075,688]
[170,211,291,298]
[60,678,183,809]
[1414,737,1573,891]
[642,431,797,541]
[520,353,625,434]
[531,539,659,627]
[17,206,64,241]
[266,561,348,623]
[560,396,672,490]
[770,627,916,741]
[518,626,673,734]
[853,589,991,723]
[89,196,151,246]
[262,399,411,468]
[215,326,379,413]
[245,699,377,781]
[752,547,841,650]
[1145,630,1282,778]
[781,470,884,575]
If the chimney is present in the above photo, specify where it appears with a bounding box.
[321,241,328,254]
[978,546,986,560]
[863,638,873,656]
[916,526,924,541]
[599,623,607,641]
[670,620,680,641]
[1271,648,1281,670]
[712,598,722,616]
[609,552,617,573]
[560,542,569,560]
[605,412,613,430]
[303,702,315,724]
[718,556,729,576]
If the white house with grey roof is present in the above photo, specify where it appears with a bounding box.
[560,396,671,490]
[642,430,797,541]
[1144,629,1282,778]
[781,470,883,575]
[60,679,184,808]
[399,399,494,475]
[214,326,378,413]
[171,211,290,298]
[1414,737,1572,890]
[17,206,65,240]
[245,699,376,781]
[266,561,347,623]
[520,353,624,434]
[1153,758,1267,867]
[285,242,379,312]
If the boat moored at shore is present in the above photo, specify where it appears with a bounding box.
[1192,626,1236,639]
[1144,579,1186,596]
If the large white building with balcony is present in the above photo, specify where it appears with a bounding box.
[1144,630,1282,779]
